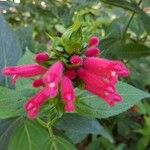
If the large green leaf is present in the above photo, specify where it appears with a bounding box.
[8,120,49,150]
[0,117,23,150]
[15,27,34,53]
[0,86,26,119]
[0,15,22,87]
[8,120,76,150]
[56,114,113,143]
[76,82,150,118]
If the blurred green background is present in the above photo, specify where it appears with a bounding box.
[0,0,150,149]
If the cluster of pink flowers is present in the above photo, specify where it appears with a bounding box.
[2,36,129,119]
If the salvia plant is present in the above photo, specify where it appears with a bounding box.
[0,0,150,150]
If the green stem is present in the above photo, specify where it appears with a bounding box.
[37,118,54,137]
[122,0,143,39]
[47,126,53,137]
[36,118,47,128]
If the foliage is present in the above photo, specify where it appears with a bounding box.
[0,0,150,149]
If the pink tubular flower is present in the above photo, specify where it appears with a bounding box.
[85,47,100,57]
[2,64,47,84]
[85,84,122,107]
[32,78,45,88]
[35,52,49,63]
[42,61,63,84]
[24,87,50,119]
[83,57,129,78]
[61,76,75,112]
[70,55,83,66]
[77,68,115,93]
[77,68,123,106]
[111,61,130,77]
[88,36,100,47]
[66,70,77,80]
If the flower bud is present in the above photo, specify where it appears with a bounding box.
[88,36,100,47]
[70,55,83,66]
[35,52,49,63]
[85,47,100,57]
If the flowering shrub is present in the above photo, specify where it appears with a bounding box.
[0,0,150,150]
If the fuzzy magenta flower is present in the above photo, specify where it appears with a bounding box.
[85,47,100,57]
[78,68,123,107]
[78,68,115,93]
[88,36,100,47]
[24,87,50,119]
[2,64,47,84]
[35,52,49,63]
[70,55,83,66]
[42,61,63,84]
[83,57,129,78]
[77,55,129,106]
[61,76,75,112]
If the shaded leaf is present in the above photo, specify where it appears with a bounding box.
[0,117,23,150]
[101,0,140,13]
[15,26,34,53]
[56,114,113,143]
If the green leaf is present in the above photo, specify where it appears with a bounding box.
[0,86,26,119]
[0,1,16,10]
[43,136,76,150]
[8,120,50,150]
[17,49,35,65]
[56,114,113,143]
[101,39,150,59]
[138,10,150,34]
[0,117,23,150]
[8,119,76,150]
[0,15,22,87]
[61,17,83,55]
[15,26,34,53]
[76,82,150,118]
[101,0,140,13]
[101,0,150,33]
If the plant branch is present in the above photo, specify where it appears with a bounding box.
[122,0,143,39]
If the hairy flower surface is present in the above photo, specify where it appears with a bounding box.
[61,76,75,112]
[2,64,47,84]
